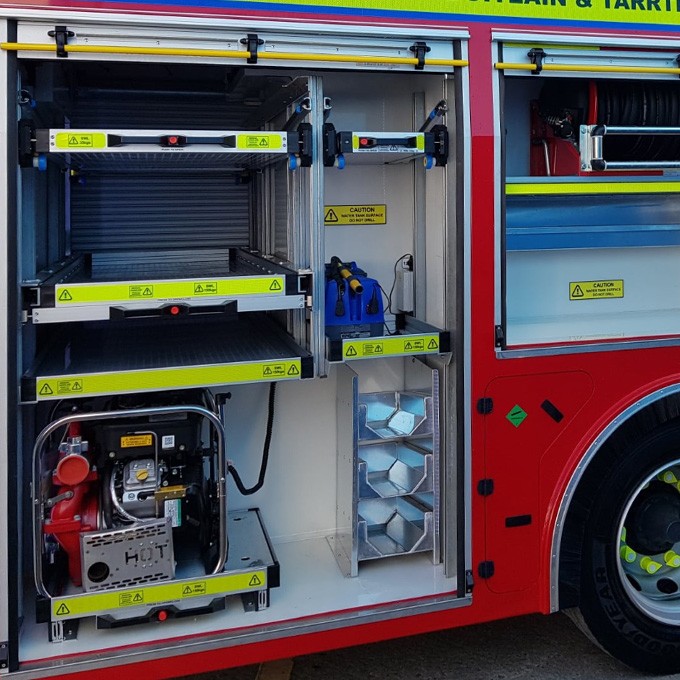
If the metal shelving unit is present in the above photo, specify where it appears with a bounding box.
[333,365,440,577]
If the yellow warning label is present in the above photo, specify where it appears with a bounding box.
[54,276,285,305]
[120,434,153,448]
[119,590,144,606]
[569,280,624,301]
[51,570,266,620]
[55,379,83,395]
[342,334,440,360]
[237,134,284,151]
[35,359,303,401]
[324,205,387,226]
[54,132,107,150]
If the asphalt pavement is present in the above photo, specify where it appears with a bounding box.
[187,612,680,680]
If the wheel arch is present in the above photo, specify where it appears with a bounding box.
[553,383,680,612]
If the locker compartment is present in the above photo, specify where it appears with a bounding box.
[11,52,462,671]
[499,53,680,347]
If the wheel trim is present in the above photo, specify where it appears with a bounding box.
[618,461,680,625]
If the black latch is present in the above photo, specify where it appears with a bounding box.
[478,561,495,579]
[477,478,494,496]
[241,33,264,64]
[0,641,6,669]
[47,26,74,58]
[323,123,337,167]
[409,41,431,70]
[426,124,449,167]
[477,398,493,415]
[465,569,474,594]
[18,119,35,168]
[527,48,546,75]
[494,324,505,348]
[296,123,313,167]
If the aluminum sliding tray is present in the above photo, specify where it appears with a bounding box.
[326,317,450,362]
[25,249,310,324]
[35,128,310,169]
[22,314,313,402]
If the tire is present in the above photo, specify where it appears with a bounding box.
[578,420,680,674]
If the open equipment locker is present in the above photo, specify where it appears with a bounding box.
[5,22,465,676]
[498,43,680,349]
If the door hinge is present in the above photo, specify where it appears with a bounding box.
[465,569,474,593]
[0,641,7,669]
[477,479,494,496]
[494,325,505,347]
[478,561,495,579]
[477,397,493,415]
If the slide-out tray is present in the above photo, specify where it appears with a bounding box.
[22,315,313,402]
[25,249,310,323]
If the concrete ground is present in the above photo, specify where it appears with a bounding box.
[186,612,680,680]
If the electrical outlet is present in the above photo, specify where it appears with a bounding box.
[396,259,414,312]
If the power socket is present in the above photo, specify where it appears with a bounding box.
[396,256,414,312]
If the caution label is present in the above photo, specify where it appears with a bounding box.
[193,282,218,295]
[54,276,285,305]
[237,133,284,151]
[569,280,624,301]
[342,334,441,360]
[119,590,145,607]
[181,581,207,597]
[324,205,387,226]
[129,285,154,298]
[56,379,83,395]
[54,132,107,150]
[51,570,267,620]
[120,434,153,448]
[34,359,304,401]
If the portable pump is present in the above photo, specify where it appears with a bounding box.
[324,256,385,338]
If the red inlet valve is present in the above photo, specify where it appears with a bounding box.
[45,422,99,586]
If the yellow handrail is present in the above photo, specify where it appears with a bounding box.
[496,61,680,75]
[0,41,468,68]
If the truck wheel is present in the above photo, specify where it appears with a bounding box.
[578,421,680,674]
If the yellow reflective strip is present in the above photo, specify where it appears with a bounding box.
[36,360,302,400]
[416,134,425,152]
[506,182,680,196]
[51,570,266,619]
[343,334,440,360]
[55,276,285,305]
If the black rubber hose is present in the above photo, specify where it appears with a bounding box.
[228,382,277,496]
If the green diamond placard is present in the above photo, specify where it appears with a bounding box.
[506,405,527,428]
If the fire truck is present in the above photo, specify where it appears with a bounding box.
[3,0,680,676]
